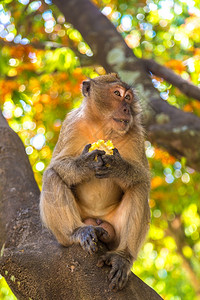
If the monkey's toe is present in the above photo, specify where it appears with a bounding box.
[109,267,128,291]
[97,252,130,291]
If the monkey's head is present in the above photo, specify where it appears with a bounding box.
[82,73,141,134]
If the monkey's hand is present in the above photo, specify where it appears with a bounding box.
[95,148,127,179]
[72,225,108,255]
[77,144,106,172]
[97,252,132,291]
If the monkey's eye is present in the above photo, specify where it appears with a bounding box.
[125,94,131,100]
[114,90,120,96]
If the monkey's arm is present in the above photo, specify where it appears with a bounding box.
[50,144,106,187]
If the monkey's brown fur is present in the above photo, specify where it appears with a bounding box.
[40,73,150,291]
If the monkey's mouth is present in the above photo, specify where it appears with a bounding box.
[113,118,129,125]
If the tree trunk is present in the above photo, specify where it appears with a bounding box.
[0,110,162,299]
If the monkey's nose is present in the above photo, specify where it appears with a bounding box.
[123,106,130,115]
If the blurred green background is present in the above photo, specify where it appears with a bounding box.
[0,0,200,299]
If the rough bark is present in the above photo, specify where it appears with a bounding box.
[53,0,200,171]
[0,110,162,299]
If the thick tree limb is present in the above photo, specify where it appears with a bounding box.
[0,109,162,299]
[53,0,200,171]
[144,59,200,102]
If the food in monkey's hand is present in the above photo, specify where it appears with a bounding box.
[83,217,116,245]
[89,140,114,166]
[89,140,114,155]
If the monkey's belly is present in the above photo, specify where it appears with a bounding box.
[75,178,123,218]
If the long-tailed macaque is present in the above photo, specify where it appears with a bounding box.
[40,73,150,291]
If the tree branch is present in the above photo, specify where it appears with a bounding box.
[144,59,200,102]
[0,108,162,299]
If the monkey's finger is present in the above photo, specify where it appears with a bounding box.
[95,167,110,178]
[99,232,111,243]
[95,227,108,239]
[95,165,108,172]
[88,231,98,244]
[102,155,114,164]
[96,155,104,166]
[96,258,105,268]
[82,226,98,243]
[82,235,98,254]
[82,144,91,154]
[108,263,119,280]
[109,282,117,292]
[88,242,98,254]
[89,239,98,253]
[82,240,98,255]
[89,149,106,159]
[96,149,106,156]
[95,173,110,179]
[90,245,98,254]
[108,265,119,281]
[118,272,128,290]
[113,148,120,156]
[96,254,109,267]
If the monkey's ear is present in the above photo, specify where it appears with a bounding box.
[111,73,120,80]
[82,81,91,97]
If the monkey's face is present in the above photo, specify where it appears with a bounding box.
[82,75,138,135]
[108,83,134,134]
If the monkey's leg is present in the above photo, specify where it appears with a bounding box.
[40,168,108,251]
[97,184,150,291]
[40,167,84,245]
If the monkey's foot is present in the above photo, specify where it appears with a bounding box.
[72,226,108,255]
[97,252,131,291]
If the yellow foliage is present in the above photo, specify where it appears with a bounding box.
[182,245,193,258]
[151,176,163,189]
[183,104,193,112]
[165,60,186,73]
[154,148,175,165]
[40,94,51,103]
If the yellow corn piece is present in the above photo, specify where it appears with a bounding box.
[89,139,114,155]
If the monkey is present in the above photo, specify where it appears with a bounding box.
[40,73,150,292]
